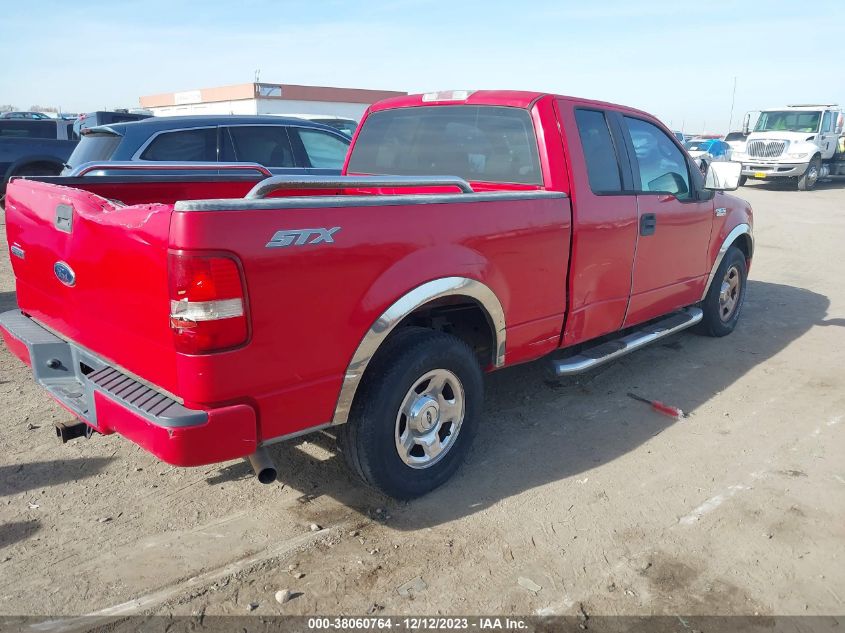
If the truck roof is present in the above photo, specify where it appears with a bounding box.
[369,90,655,119]
[766,104,840,111]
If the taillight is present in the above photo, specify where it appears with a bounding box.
[168,252,248,354]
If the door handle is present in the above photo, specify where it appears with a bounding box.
[640,213,657,236]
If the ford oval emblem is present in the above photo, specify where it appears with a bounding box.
[54,261,76,287]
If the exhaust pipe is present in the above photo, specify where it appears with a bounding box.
[247,447,277,484]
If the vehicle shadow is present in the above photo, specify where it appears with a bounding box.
[0,291,16,312]
[0,458,113,497]
[0,519,41,549]
[262,280,829,529]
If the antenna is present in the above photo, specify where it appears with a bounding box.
[727,76,737,132]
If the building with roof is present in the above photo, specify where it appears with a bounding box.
[139,82,407,120]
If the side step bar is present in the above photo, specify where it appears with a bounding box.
[551,307,703,376]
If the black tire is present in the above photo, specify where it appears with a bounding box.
[11,162,63,182]
[797,156,821,191]
[737,175,748,187]
[337,327,483,499]
[698,246,747,337]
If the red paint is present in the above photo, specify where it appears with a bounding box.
[1,327,29,365]
[1,90,752,471]
[94,392,258,466]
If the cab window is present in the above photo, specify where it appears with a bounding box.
[0,120,56,139]
[574,109,623,194]
[624,117,691,200]
[821,111,833,133]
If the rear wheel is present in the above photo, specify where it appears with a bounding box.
[698,246,747,337]
[337,328,483,499]
[797,156,821,191]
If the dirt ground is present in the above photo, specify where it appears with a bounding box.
[0,180,843,624]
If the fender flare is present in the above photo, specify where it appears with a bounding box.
[700,223,753,301]
[331,276,506,425]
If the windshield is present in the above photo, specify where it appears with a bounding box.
[347,105,542,185]
[754,111,821,133]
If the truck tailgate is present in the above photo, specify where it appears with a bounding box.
[4,179,178,394]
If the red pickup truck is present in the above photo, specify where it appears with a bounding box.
[1,90,753,499]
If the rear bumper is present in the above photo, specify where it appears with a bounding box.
[741,162,807,178]
[0,309,257,466]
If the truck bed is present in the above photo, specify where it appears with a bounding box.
[3,173,571,462]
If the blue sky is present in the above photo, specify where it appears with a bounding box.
[1,0,843,133]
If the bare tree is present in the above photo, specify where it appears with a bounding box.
[0,104,17,113]
[29,105,58,113]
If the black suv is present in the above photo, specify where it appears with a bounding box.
[63,115,351,176]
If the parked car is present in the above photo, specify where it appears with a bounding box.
[0,111,52,120]
[72,110,152,139]
[0,118,77,199]
[62,115,352,176]
[283,114,359,137]
[684,138,731,162]
[1,90,752,499]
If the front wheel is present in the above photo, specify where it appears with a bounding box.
[737,175,748,187]
[698,246,748,337]
[337,328,483,499]
[797,156,821,191]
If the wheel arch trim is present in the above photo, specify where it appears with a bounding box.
[701,223,753,301]
[331,277,506,425]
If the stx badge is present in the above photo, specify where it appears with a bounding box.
[266,227,341,248]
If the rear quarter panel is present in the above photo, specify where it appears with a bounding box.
[170,193,572,440]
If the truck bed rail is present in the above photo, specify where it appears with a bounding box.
[245,175,474,199]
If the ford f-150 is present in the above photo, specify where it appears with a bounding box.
[0,90,753,499]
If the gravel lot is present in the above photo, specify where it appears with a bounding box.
[1,181,843,622]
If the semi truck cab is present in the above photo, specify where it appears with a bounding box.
[733,104,845,190]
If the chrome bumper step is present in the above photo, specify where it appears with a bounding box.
[551,307,703,376]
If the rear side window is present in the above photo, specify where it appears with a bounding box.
[348,105,542,185]
[0,120,56,139]
[223,126,296,167]
[574,109,623,193]
[293,128,349,168]
[140,128,217,161]
[65,133,122,169]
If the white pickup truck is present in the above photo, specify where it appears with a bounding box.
[733,104,845,191]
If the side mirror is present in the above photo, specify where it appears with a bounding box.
[742,112,751,135]
[704,161,742,191]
